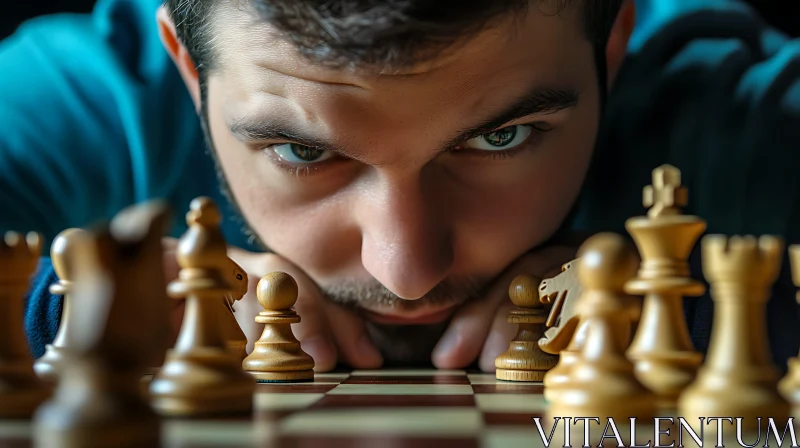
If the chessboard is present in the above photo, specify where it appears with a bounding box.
[0,369,545,448]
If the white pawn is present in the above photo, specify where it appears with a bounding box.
[35,228,90,382]
[243,272,314,382]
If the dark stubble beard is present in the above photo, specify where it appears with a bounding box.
[197,104,493,366]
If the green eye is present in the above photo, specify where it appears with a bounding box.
[464,125,532,151]
[273,143,333,164]
[484,126,518,147]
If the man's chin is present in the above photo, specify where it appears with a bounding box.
[363,317,453,367]
[361,304,457,326]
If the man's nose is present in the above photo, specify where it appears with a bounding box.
[355,174,453,300]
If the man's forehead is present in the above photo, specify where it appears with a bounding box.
[206,0,592,165]
[209,0,587,83]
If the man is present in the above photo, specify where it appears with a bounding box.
[3,0,800,373]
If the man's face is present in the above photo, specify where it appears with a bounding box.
[202,1,599,326]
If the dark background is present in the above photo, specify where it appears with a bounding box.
[1,1,797,42]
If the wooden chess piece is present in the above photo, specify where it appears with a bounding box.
[149,197,255,417]
[547,233,655,423]
[679,235,790,431]
[538,259,583,355]
[220,257,249,360]
[538,259,642,401]
[538,260,592,400]
[540,265,641,401]
[243,272,314,382]
[495,274,558,381]
[0,231,51,419]
[35,228,90,382]
[625,165,704,408]
[779,245,800,406]
[147,256,248,374]
[221,303,248,361]
[33,200,172,447]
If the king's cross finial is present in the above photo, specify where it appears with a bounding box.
[643,165,687,218]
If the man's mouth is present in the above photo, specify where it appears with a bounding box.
[362,305,456,325]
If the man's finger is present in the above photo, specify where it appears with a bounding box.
[431,274,509,369]
[324,303,383,369]
[291,288,339,373]
[479,302,517,372]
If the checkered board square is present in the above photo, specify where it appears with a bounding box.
[0,369,549,448]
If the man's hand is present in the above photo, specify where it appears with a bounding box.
[431,245,578,372]
[162,237,576,373]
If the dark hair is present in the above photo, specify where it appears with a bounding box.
[165,0,624,79]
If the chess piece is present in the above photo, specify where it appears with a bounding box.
[547,233,655,423]
[538,260,592,400]
[0,231,51,418]
[221,257,249,360]
[148,256,248,373]
[625,165,704,408]
[243,272,314,382]
[495,274,558,381]
[679,235,790,431]
[149,197,255,417]
[539,259,641,401]
[33,201,172,447]
[779,245,800,406]
[35,228,90,382]
[538,259,583,355]
[221,305,248,360]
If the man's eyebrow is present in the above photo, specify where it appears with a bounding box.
[229,120,338,152]
[444,87,579,148]
[229,86,578,154]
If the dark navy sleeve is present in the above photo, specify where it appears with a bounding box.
[24,257,62,359]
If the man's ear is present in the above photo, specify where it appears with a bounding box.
[605,0,635,88]
[157,6,202,111]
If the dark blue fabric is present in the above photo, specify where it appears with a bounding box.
[24,257,62,359]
